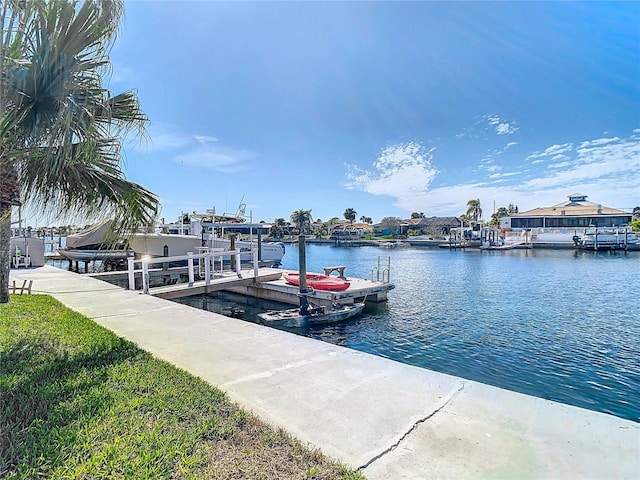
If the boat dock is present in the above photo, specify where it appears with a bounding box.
[149,268,283,300]
[85,250,395,308]
[225,269,395,308]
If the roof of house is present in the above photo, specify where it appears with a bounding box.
[515,195,629,217]
[416,216,461,226]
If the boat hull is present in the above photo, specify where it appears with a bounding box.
[258,303,365,328]
[57,249,134,262]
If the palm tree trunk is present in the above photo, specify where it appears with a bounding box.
[0,161,20,303]
[0,202,11,303]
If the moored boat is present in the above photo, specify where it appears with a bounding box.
[283,272,350,291]
[576,227,639,250]
[257,302,365,328]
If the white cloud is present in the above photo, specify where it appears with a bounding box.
[174,145,254,173]
[483,114,519,135]
[478,155,499,172]
[489,172,519,179]
[128,124,254,173]
[548,161,572,169]
[344,132,640,218]
[127,124,193,152]
[526,143,573,161]
[345,142,438,200]
[495,122,517,135]
[578,137,620,149]
[194,135,219,144]
[519,136,640,201]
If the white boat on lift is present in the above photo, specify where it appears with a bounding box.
[575,227,639,250]
[129,211,286,266]
[57,205,287,268]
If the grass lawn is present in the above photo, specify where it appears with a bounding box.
[0,295,364,479]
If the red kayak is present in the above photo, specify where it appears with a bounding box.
[283,272,350,291]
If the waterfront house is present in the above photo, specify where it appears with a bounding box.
[498,193,633,247]
[501,193,632,230]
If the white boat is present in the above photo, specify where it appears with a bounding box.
[128,232,285,266]
[130,208,286,266]
[479,242,516,250]
[258,302,365,328]
[576,228,639,250]
[379,241,398,248]
[62,213,286,267]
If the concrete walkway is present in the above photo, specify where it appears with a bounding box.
[9,266,639,479]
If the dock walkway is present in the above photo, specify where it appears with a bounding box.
[8,266,639,479]
[149,268,283,299]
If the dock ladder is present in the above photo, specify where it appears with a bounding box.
[371,255,391,283]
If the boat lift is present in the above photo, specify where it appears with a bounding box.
[127,248,257,294]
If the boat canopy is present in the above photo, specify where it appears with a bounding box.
[66,219,114,249]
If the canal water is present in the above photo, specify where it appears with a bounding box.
[176,244,640,423]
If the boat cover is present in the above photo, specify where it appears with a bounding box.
[65,219,114,248]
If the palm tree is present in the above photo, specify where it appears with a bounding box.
[465,199,483,223]
[290,209,313,235]
[269,217,287,238]
[360,215,372,224]
[0,1,159,303]
[490,207,510,227]
[344,207,357,225]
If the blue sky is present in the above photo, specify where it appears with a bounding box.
[110,1,639,224]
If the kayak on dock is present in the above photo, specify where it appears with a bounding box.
[283,272,350,291]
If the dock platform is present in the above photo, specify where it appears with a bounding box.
[225,269,395,307]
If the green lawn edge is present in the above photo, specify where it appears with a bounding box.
[0,295,365,480]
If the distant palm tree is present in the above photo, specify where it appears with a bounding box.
[0,1,159,303]
[290,209,313,234]
[465,199,483,222]
[360,215,372,224]
[270,217,287,238]
[344,207,357,225]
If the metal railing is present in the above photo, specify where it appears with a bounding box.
[127,248,259,294]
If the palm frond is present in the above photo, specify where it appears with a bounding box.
[19,138,158,236]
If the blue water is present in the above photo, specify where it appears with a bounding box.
[178,244,640,422]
